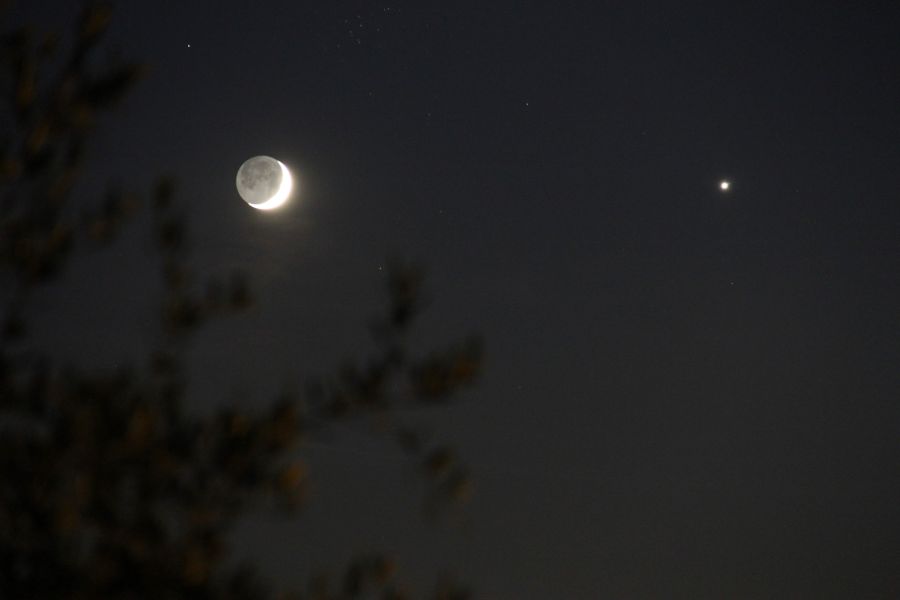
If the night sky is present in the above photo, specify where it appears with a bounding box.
[11,1,900,597]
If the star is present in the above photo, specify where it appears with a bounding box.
[719,180,731,191]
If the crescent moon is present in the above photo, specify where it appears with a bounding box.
[249,161,293,210]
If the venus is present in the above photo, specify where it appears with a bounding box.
[236,155,293,210]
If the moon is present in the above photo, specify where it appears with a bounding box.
[719,180,731,191]
[236,155,293,210]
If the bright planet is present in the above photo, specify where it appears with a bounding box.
[236,155,293,210]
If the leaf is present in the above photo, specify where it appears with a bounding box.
[81,63,144,108]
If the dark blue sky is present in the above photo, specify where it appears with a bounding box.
[11,1,900,597]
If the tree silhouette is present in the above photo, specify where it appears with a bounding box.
[0,5,482,598]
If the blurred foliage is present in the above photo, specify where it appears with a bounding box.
[0,4,482,598]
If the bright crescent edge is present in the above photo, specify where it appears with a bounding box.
[249,161,292,210]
